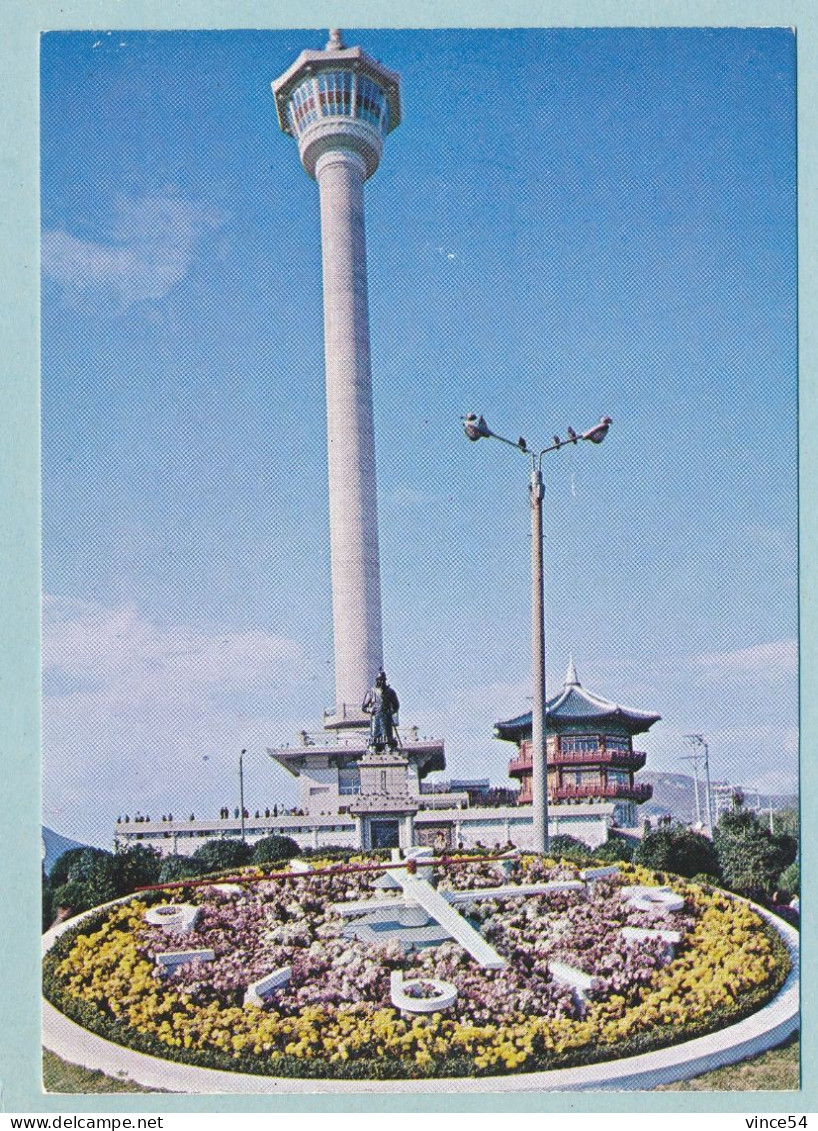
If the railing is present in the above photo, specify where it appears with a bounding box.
[508,747,647,774]
[514,781,653,805]
[551,782,653,802]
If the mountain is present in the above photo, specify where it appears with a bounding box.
[640,772,700,824]
[639,772,797,826]
[41,826,91,876]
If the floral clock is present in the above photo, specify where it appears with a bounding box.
[43,853,790,1080]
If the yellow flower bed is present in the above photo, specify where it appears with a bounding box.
[46,867,789,1079]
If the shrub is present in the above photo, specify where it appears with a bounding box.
[158,855,209,884]
[251,835,300,865]
[592,837,636,863]
[634,825,720,879]
[770,833,798,872]
[547,835,589,859]
[48,847,119,914]
[50,847,114,889]
[192,838,253,873]
[715,806,795,901]
[51,877,116,916]
[112,844,163,895]
[42,878,54,932]
[778,860,799,896]
[690,873,720,890]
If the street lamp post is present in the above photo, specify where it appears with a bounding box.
[684,734,713,837]
[462,412,612,855]
[680,743,704,828]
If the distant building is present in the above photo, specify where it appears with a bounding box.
[494,659,659,830]
[711,781,739,821]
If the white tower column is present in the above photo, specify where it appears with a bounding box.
[273,31,401,728]
[316,148,384,720]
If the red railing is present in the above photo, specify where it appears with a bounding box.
[552,782,653,802]
[509,747,647,775]
[515,781,653,805]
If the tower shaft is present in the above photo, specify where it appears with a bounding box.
[273,33,401,728]
[317,149,384,721]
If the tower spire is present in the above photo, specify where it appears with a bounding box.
[565,655,580,687]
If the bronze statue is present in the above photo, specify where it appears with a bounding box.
[362,669,400,752]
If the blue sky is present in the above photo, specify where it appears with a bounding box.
[41,28,797,846]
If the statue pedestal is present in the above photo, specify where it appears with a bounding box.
[347,750,418,849]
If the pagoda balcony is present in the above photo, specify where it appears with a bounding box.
[551,781,653,803]
[508,747,647,777]
[515,780,653,805]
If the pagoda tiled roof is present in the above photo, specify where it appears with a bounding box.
[494,658,660,742]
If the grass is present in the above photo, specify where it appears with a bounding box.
[657,1033,799,1091]
[42,1050,170,1094]
[43,1035,799,1093]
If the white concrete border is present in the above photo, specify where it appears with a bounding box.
[42,893,799,1094]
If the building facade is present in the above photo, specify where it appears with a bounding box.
[116,659,658,855]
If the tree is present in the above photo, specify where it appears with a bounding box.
[251,835,300,865]
[42,874,54,932]
[192,838,253,873]
[112,843,163,896]
[49,847,119,914]
[714,804,792,901]
[778,860,799,897]
[548,835,589,860]
[49,846,110,888]
[770,832,798,873]
[771,808,799,838]
[593,836,636,863]
[634,824,720,880]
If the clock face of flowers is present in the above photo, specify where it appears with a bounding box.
[144,862,684,1022]
[47,857,789,1078]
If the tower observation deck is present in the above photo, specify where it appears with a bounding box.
[273,30,401,730]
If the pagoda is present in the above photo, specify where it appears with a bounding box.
[494,658,659,829]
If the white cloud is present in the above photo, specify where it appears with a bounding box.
[695,638,797,677]
[42,596,310,844]
[43,595,303,705]
[42,195,223,307]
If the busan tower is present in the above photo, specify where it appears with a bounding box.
[273,29,401,730]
